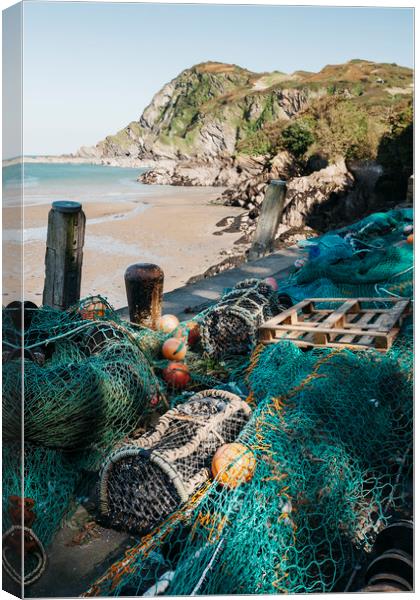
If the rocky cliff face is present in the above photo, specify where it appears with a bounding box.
[79,61,311,164]
[78,59,413,253]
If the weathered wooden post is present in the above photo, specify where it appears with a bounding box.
[124,263,164,328]
[248,180,287,261]
[406,175,414,204]
[42,200,86,310]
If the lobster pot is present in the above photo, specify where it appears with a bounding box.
[201,279,284,357]
[99,390,252,535]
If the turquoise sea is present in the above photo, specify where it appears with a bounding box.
[2,161,236,306]
[2,162,152,207]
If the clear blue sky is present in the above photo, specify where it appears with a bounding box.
[19,2,414,156]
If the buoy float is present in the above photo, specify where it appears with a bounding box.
[211,443,256,488]
[186,321,201,347]
[79,301,107,320]
[162,338,187,361]
[150,394,160,408]
[407,234,414,245]
[162,362,191,389]
[158,314,180,334]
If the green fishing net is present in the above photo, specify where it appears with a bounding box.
[3,298,168,453]
[2,207,413,594]
[84,338,412,597]
[2,296,172,586]
[279,208,413,302]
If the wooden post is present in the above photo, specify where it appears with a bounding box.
[42,200,86,310]
[124,263,164,328]
[406,175,414,204]
[248,180,287,261]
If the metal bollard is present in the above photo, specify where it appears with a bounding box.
[124,263,164,328]
[42,200,86,310]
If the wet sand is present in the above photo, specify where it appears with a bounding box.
[3,188,243,308]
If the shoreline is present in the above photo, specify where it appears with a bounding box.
[3,155,167,170]
[3,182,244,309]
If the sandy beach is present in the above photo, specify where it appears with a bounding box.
[3,186,243,309]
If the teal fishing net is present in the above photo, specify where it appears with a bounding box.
[2,441,86,585]
[279,208,414,302]
[80,209,412,597]
[2,208,413,594]
[83,339,412,597]
[2,443,82,548]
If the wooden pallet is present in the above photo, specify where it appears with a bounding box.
[259,297,411,352]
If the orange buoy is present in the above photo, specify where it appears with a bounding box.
[407,234,414,245]
[162,337,187,361]
[186,321,201,347]
[162,362,191,389]
[211,443,256,488]
[158,314,180,334]
[79,301,107,320]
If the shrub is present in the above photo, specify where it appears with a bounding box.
[352,83,364,96]
[280,121,315,158]
[308,99,382,161]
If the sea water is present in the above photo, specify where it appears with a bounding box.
[2,161,234,305]
[2,161,151,207]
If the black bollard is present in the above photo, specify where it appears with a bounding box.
[124,263,164,329]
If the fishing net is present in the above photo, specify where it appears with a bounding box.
[2,442,84,585]
[98,390,252,536]
[2,295,171,587]
[3,207,413,595]
[200,279,288,357]
[280,209,414,303]
[81,209,413,597]
[84,337,412,597]
[2,297,165,452]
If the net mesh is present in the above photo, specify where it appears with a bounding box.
[279,208,413,303]
[83,336,412,597]
[2,208,413,594]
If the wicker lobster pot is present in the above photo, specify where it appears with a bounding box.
[98,389,252,535]
[201,279,285,357]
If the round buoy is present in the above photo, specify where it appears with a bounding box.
[162,338,187,361]
[158,314,180,334]
[211,443,256,488]
[162,362,191,389]
[407,233,414,245]
[79,300,107,320]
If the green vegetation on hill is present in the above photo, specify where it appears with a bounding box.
[98,59,413,182]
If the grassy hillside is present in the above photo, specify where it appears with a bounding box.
[98,59,413,176]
